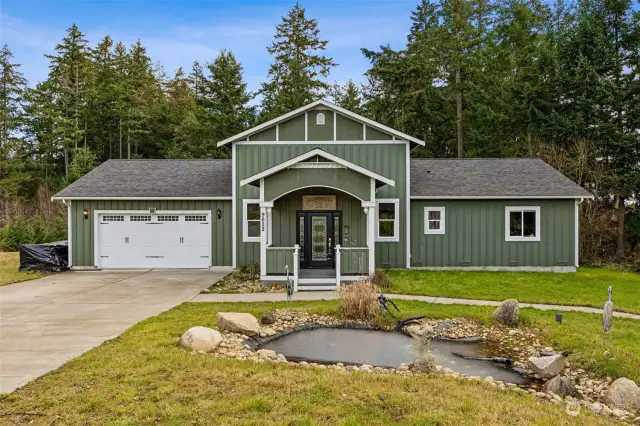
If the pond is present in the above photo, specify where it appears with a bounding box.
[260,328,530,385]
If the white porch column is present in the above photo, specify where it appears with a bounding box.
[260,206,267,276]
[335,244,341,287]
[293,244,300,292]
[362,201,376,276]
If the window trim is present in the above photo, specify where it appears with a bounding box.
[424,207,445,235]
[375,198,400,242]
[243,199,261,242]
[505,206,541,242]
[316,112,325,125]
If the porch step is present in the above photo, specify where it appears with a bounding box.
[298,284,338,291]
[298,277,336,285]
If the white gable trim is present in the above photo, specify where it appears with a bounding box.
[217,99,425,147]
[239,148,395,187]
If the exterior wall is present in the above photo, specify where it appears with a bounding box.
[410,199,575,267]
[70,199,232,267]
[236,142,407,268]
[271,188,366,248]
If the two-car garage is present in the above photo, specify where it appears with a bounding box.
[95,212,211,269]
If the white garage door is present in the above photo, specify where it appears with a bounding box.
[97,212,211,268]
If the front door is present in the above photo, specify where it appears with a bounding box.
[297,211,342,269]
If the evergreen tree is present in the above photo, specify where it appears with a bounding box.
[260,3,336,119]
[330,80,364,114]
[0,44,29,197]
[68,146,96,182]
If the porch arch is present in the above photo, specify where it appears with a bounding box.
[263,168,372,202]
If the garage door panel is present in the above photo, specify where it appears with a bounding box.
[97,213,211,268]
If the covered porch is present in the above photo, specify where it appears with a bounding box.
[240,148,395,290]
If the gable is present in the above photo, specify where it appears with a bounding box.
[218,99,424,146]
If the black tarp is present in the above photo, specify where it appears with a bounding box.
[19,241,69,273]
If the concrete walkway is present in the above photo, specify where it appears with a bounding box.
[191,292,640,320]
[0,268,231,393]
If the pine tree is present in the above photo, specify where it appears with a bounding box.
[0,44,29,197]
[68,146,96,182]
[160,67,200,158]
[260,3,336,119]
[330,80,363,114]
[88,35,117,161]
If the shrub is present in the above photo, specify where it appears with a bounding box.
[238,260,260,278]
[370,269,392,289]
[0,214,67,251]
[338,280,380,321]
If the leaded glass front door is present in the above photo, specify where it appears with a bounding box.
[297,211,342,269]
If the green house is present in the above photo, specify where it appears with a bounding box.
[54,100,592,290]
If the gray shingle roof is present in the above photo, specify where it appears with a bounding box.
[410,158,592,198]
[54,159,232,198]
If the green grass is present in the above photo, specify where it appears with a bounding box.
[0,252,43,286]
[387,268,640,314]
[2,300,637,425]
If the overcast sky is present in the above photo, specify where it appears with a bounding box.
[1,0,418,92]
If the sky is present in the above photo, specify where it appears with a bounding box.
[0,0,418,93]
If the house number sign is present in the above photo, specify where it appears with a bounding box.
[261,212,266,232]
[302,195,336,210]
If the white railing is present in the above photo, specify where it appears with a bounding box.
[335,244,341,288]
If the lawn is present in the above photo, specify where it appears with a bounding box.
[0,252,43,286]
[2,300,638,425]
[387,268,640,314]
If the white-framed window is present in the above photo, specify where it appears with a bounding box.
[376,199,400,242]
[424,207,445,234]
[505,206,540,242]
[243,199,261,242]
[316,112,325,125]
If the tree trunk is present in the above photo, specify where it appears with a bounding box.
[119,116,122,159]
[616,196,625,259]
[455,67,463,158]
[127,127,131,159]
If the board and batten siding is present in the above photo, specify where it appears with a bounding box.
[70,200,232,267]
[235,109,407,269]
[410,199,576,267]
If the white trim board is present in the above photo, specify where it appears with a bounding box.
[411,266,576,273]
[234,140,408,145]
[410,195,594,200]
[217,99,425,147]
[239,148,395,188]
[242,199,261,243]
[375,198,400,242]
[53,196,232,201]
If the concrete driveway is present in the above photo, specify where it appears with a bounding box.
[0,268,230,393]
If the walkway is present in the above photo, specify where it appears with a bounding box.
[0,268,231,393]
[191,292,640,320]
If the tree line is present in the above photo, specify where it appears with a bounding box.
[0,1,638,262]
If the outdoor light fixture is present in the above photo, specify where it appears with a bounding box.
[83,209,89,219]
[217,208,222,219]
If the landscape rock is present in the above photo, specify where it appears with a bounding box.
[179,327,223,353]
[603,378,640,410]
[256,349,277,360]
[216,312,261,336]
[527,354,566,379]
[261,311,276,325]
[542,375,577,397]
[493,299,519,326]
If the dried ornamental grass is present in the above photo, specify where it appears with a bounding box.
[338,280,380,321]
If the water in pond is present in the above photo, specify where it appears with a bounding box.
[261,328,530,385]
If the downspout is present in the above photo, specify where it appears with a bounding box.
[60,198,73,268]
[575,198,584,268]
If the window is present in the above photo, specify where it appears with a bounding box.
[376,199,399,241]
[102,215,124,222]
[316,112,325,125]
[424,207,445,234]
[157,215,179,222]
[185,215,207,222]
[505,206,540,241]
[243,199,261,242]
[130,215,151,222]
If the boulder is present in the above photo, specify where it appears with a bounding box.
[493,299,519,326]
[216,312,261,336]
[542,375,577,397]
[527,354,566,379]
[179,326,223,353]
[261,311,276,325]
[256,349,277,360]
[604,378,640,410]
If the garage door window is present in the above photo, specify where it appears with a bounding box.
[158,215,179,222]
[102,215,124,222]
[185,215,207,222]
[130,215,151,222]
